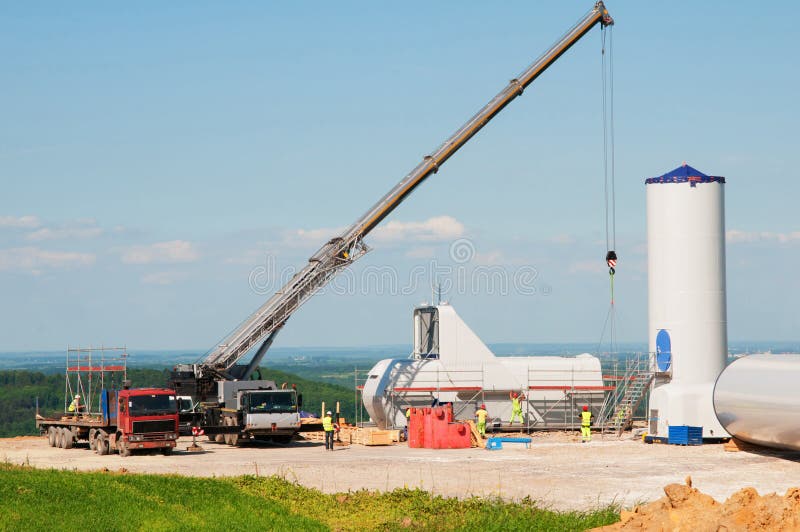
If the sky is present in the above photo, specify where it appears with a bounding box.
[1,1,798,352]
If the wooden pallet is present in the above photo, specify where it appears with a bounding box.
[302,427,399,446]
[466,420,486,448]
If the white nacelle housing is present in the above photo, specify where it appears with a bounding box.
[362,304,604,429]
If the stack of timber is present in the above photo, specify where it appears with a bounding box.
[302,426,399,446]
[466,420,486,448]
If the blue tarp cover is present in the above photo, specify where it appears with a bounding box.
[646,163,725,185]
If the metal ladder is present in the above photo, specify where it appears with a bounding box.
[599,354,654,437]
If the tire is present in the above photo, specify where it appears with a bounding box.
[224,417,239,446]
[161,447,173,456]
[118,441,131,457]
[47,427,57,447]
[89,430,97,451]
[57,428,66,449]
[96,436,109,456]
[63,429,74,449]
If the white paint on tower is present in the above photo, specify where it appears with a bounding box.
[646,163,729,438]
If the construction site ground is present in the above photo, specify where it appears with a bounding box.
[2,431,799,512]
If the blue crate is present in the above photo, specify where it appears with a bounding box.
[668,425,703,445]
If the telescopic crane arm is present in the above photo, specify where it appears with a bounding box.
[181,2,613,388]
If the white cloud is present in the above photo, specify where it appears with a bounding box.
[726,230,800,244]
[141,271,186,285]
[286,226,345,248]
[0,247,95,273]
[0,215,41,229]
[474,250,506,266]
[371,215,465,243]
[27,226,104,241]
[121,240,200,264]
[405,246,436,259]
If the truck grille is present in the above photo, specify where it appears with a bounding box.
[133,420,175,434]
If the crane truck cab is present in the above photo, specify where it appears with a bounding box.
[202,380,302,445]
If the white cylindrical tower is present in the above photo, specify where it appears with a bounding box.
[646,163,729,438]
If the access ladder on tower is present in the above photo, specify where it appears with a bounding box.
[598,353,654,437]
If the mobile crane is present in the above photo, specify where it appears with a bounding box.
[171,2,613,443]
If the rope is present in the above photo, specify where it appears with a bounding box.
[597,25,618,358]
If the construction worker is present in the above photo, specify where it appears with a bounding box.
[475,404,488,437]
[68,394,82,414]
[509,391,524,426]
[580,405,593,443]
[322,410,335,451]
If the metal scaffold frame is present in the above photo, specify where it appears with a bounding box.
[64,346,128,415]
[353,352,659,436]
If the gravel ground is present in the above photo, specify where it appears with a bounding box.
[3,432,800,511]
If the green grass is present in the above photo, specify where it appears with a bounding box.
[0,464,618,531]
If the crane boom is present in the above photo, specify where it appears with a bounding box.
[184,2,613,385]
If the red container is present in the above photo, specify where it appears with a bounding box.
[408,408,425,448]
[445,422,471,449]
[422,407,434,448]
[430,407,449,448]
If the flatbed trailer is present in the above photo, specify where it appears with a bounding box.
[36,387,180,457]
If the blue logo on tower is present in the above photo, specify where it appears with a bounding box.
[656,329,672,372]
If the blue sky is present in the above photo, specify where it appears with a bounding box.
[2,1,798,351]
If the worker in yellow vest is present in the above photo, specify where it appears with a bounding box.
[68,394,82,415]
[509,391,524,426]
[580,405,593,443]
[475,404,488,437]
[322,410,335,451]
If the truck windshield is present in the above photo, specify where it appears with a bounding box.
[247,391,296,414]
[129,394,177,416]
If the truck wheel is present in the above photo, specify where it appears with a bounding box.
[118,442,131,457]
[224,417,239,446]
[89,430,97,451]
[57,428,66,448]
[96,436,109,456]
[63,429,74,449]
[47,427,57,447]
[161,447,173,456]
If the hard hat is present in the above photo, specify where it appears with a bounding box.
[75,395,80,399]
[326,411,332,415]
[480,404,486,409]
[582,405,588,411]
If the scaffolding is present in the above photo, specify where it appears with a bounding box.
[354,352,658,435]
[65,346,128,415]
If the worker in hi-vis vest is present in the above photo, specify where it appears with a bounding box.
[475,404,488,437]
[509,391,524,425]
[68,394,81,414]
[580,405,593,443]
[322,411,335,451]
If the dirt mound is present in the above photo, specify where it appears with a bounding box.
[595,477,800,531]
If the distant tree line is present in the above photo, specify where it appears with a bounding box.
[0,367,356,437]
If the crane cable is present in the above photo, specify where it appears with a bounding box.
[598,24,617,356]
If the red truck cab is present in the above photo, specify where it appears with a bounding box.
[103,388,179,456]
